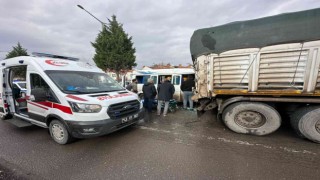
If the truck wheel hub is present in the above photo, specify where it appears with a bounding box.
[235,111,266,128]
[52,124,64,140]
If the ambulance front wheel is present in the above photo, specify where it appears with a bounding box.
[49,120,74,145]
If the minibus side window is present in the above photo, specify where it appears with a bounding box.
[136,75,150,84]
[30,74,59,103]
[151,76,158,85]
[173,75,181,85]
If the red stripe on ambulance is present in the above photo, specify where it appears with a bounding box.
[53,103,73,114]
[66,95,87,101]
[37,101,53,108]
[29,101,73,114]
[28,102,49,110]
[97,93,133,101]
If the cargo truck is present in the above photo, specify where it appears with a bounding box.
[190,8,320,143]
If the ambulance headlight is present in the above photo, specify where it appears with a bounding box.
[68,101,102,113]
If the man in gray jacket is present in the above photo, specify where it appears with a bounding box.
[157,76,175,116]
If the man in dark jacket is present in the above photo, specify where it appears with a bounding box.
[181,75,195,110]
[157,76,175,116]
[142,78,157,113]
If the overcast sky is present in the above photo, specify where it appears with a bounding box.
[0,0,319,68]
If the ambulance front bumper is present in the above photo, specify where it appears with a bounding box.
[65,109,145,138]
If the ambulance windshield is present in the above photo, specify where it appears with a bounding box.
[46,70,124,94]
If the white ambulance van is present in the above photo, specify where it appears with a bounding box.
[0,53,144,144]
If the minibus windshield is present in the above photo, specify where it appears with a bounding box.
[46,70,125,94]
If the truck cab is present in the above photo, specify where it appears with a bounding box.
[0,53,144,144]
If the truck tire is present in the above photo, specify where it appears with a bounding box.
[222,102,281,136]
[291,106,320,143]
[290,107,309,138]
[49,120,74,145]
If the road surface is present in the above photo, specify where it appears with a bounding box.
[0,110,319,179]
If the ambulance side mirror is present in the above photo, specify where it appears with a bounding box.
[31,88,47,102]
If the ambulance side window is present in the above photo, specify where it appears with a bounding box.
[30,74,49,89]
[30,74,58,103]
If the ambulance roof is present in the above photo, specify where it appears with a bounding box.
[1,56,103,73]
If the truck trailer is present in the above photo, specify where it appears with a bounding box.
[190,8,320,143]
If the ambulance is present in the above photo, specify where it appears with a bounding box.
[0,53,144,144]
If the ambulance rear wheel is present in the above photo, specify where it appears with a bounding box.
[222,102,281,136]
[49,120,73,145]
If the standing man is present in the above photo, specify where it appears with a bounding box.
[142,78,157,113]
[181,75,195,110]
[157,76,175,116]
[126,79,138,93]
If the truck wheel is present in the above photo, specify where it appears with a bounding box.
[222,102,281,136]
[291,106,320,143]
[290,107,308,138]
[49,120,73,145]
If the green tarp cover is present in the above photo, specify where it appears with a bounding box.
[190,8,320,60]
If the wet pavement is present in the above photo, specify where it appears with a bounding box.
[0,109,319,179]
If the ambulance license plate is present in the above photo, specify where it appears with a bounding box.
[122,114,138,123]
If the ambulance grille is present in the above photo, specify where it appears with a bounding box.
[107,100,140,119]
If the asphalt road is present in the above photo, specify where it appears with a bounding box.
[0,109,319,180]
